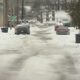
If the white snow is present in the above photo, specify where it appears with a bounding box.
[0,11,80,80]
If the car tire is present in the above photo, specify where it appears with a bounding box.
[15,32,20,35]
[27,29,30,34]
[56,31,60,35]
[27,27,30,34]
[15,30,20,35]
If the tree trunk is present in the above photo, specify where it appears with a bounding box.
[3,0,9,27]
[16,0,19,24]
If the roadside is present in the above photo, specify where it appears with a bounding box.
[0,21,80,80]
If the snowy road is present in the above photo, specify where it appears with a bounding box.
[0,22,80,80]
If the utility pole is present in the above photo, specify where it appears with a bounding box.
[21,0,24,20]
[3,0,9,27]
[57,0,60,10]
[64,0,67,10]
[16,0,19,24]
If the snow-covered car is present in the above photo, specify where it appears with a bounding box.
[56,25,70,35]
[15,21,30,35]
[61,18,71,27]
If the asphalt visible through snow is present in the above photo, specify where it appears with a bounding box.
[0,22,80,80]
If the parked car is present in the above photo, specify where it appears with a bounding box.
[56,25,70,35]
[55,25,60,31]
[15,21,30,35]
[1,27,8,33]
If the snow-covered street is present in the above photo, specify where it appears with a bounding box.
[0,21,80,80]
